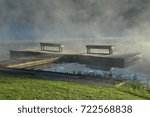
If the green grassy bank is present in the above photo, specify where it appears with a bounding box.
[0,76,149,100]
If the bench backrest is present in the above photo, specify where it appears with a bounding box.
[40,43,64,47]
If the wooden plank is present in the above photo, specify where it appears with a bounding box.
[6,58,58,69]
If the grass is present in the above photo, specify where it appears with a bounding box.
[0,76,150,100]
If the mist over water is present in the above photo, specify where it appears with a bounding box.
[1,0,150,39]
[0,0,150,74]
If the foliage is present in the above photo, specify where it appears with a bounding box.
[0,76,149,100]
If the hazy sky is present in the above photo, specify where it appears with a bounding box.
[0,0,150,40]
[0,0,150,72]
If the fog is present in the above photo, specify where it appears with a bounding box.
[0,0,150,39]
[0,0,150,73]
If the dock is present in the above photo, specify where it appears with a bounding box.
[6,49,140,70]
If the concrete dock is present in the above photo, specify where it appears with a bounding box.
[6,49,140,70]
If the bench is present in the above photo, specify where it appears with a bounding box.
[86,45,114,55]
[40,43,64,52]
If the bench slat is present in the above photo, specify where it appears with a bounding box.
[86,45,113,48]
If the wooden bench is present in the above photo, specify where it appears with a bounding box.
[40,43,64,52]
[86,45,114,55]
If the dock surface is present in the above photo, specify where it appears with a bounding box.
[4,49,140,70]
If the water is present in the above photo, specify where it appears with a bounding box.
[43,63,150,87]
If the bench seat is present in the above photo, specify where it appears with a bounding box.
[40,43,64,52]
[86,45,114,55]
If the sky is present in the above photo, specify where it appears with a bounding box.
[0,0,150,41]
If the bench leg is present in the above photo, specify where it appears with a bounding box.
[59,47,63,52]
[87,49,90,54]
[109,48,113,55]
[41,46,45,51]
